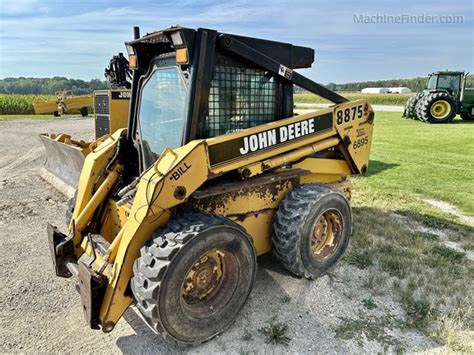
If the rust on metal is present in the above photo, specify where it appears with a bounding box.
[310,209,343,259]
[181,250,239,318]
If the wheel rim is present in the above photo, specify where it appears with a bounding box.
[310,209,343,259]
[181,249,239,318]
[430,100,451,119]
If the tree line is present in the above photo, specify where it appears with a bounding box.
[325,75,474,92]
[0,77,108,95]
[1,75,473,95]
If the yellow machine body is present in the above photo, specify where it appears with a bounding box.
[44,26,376,342]
[64,99,374,328]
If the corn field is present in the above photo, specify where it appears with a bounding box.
[0,94,55,115]
[295,92,412,106]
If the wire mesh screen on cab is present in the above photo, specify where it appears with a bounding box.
[203,65,282,138]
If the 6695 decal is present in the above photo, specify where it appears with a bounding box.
[336,104,364,125]
[352,136,369,150]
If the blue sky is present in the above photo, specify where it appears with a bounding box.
[0,0,472,84]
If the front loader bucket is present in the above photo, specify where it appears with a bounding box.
[38,134,91,198]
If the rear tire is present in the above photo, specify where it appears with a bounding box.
[272,184,351,279]
[403,93,423,119]
[53,111,60,117]
[80,107,88,117]
[131,211,257,346]
[417,93,457,123]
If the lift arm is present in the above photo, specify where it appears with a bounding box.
[218,34,348,104]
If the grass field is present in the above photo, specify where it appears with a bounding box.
[295,92,411,106]
[359,112,474,214]
[344,111,473,351]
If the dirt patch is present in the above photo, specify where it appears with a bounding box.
[0,117,440,353]
[391,212,474,261]
[424,198,474,226]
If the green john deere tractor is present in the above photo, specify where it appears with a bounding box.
[403,71,474,123]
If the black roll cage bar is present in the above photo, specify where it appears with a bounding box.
[124,27,348,172]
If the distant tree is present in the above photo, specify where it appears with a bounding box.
[0,77,109,95]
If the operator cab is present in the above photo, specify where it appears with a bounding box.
[125,26,316,171]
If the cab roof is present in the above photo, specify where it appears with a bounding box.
[127,25,315,69]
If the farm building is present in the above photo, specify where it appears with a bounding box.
[361,87,390,94]
[361,87,412,94]
[389,87,412,93]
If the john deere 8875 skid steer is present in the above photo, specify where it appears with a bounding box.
[47,26,375,345]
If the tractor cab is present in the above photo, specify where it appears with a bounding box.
[426,71,464,97]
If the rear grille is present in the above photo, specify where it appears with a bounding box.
[94,93,110,138]
[94,94,109,115]
[95,115,110,138]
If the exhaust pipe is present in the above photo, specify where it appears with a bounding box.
[133,26,140,40]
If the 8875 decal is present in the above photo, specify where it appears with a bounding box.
[335,104,364,125]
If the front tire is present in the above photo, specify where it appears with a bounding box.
[272,184,351,279]
[461,111,474,121]
[131,212,257,346]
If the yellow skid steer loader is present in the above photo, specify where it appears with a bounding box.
[38,54,132,197]
[46,26,374,345]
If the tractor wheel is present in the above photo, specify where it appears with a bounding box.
[272,184,351,279]
[53,111,60,117]
[461,112,474,121]
[417,93,457,123]
[80,107,88,117]
[403,93,423,119]
[131,211,257,346]
[414,98,426,121]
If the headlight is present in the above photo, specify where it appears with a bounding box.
[170,31,184,47]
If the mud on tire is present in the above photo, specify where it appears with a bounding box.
[131,211,257,346]
[272,184,351,279]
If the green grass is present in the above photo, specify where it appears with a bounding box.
[357,112,474,214]
[294,92,411,106]
[259,319,291,345]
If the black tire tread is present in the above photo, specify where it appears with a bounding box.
[131,211,249,346]
[271,184,350,279]
[461,112,474,121]
[416,92,457,123]
[404,92,423,119]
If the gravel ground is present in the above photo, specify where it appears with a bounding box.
[0,117,439,353]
